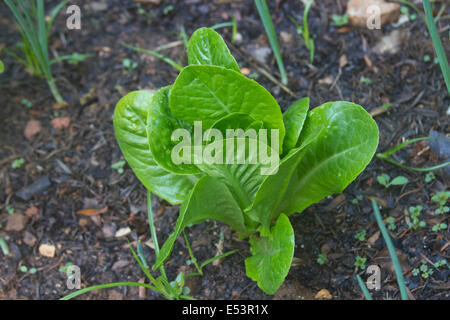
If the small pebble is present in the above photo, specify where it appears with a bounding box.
[115,227,131,238]
[6,213,28,232]
[39,244,56,258]
[315,288,333,300]
[23,231,37,247]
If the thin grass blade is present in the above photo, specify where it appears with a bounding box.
[36,0,50,77]
[60,281,157,300]
[232,15,237,44]
[254,0,288,85]
[423,0,450,94]
[183,231,202,275]
[356,274,373,300]
[46,0,69,37]
[303,0,314,44]
[200,249,238,269]
[136,240,149,269]
[371,199,409,300]
[377,137,450,172]
[209,22,234,30]
[128,241,158,284]
[121,42,183,71]
[0,236,10,255]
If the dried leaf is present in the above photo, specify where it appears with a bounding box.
[368,230,380,246]
[24,120,41,140]
[76,206,108,216]
[51,117,72,130]
[315,288,332,300]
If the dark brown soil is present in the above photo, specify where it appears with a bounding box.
[0,0,449,300]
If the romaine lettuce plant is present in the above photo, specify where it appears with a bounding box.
[113,27,379,295]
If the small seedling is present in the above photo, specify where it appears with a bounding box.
[332,14,348,27]
[137,4,145,15]
[288,0,315,64]
[400,6,417,21]
[168,272,191,297]
[20,265,37,274]
[317,253,328,265]
[5,205,14,215]
[122,58,138,74]
[377,174,408,188]
[163,5,174,15]
[354,256,367,270]
[136,3,157,23]
[431,191,449,215]
[386,216,396,231]
[418,264,433,279]
[111,160,126,174]
[425,172,435,183]
[59,262,74,273]
[434,259,448,268]
[423,55,438,65]
[186,259,194,266]
[21,98,33,108]
[413,259,449,280]
[352,195,363,205]
[355,230,366,242]
[409,205,422,216]
[360,76,372,85]
[432,223,447,232]
[408,205,426,230]
[11,158,25,169]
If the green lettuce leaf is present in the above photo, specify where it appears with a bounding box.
[113,90,198,204]
[196,136,278,212]
[279,101,379,215]
[245,213,295,295]
[153,176,247,270]
[169,65,285,152]
[282,97,309,154]
[208,113,264,138]
[147,86,201,175]
[188,27,240,72]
